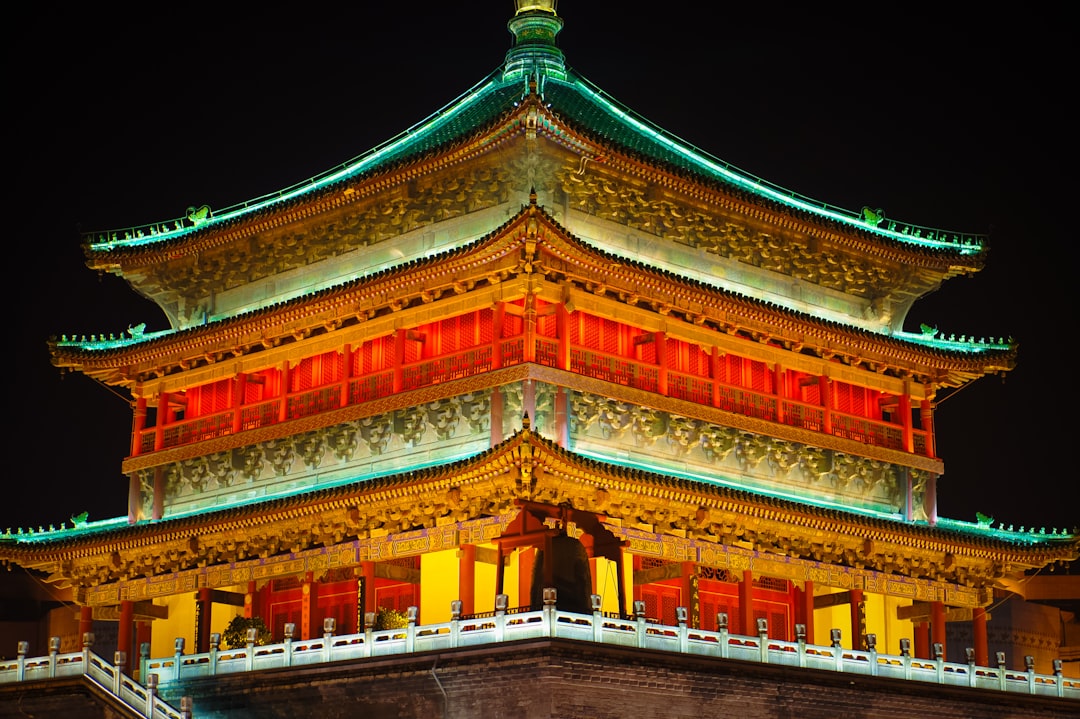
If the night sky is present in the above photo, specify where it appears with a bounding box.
[8,5,1075,534]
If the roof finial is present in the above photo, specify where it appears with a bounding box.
[504,0,565,84]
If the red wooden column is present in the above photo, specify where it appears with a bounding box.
[739,569,754,636]
[117,600,134,669]
[131,396,147,457]
[973,606,989,666]
[196,587,213,653]
[654,332,669,397]
[801,580,815,641]
[849,588,864,649]
[555,303,570,371]
[154,393,168,451]
[339,344,352,408]
[232,373,247,434]
[127,474,140,525]
[518,548,535,610]
[79,606,94,638]
[710,347,723,409]
[914,621,930,659]
[278,361,291,423]
[362,562,377,616]
[459,545,476,615]
[392,331,406,394]
[523,292,537,363]
[899,391,913,453]
[153,467,165,521]
[492,302,506,369]
[244,581,256,619]
[819,376,833,435]
[554,388,569,447]
[920,398,936,458]
[773,363,785,425]
[681,562,698,628]
[931,601,947,658]
[301,572,318,640]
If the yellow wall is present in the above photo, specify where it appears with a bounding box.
[148,586,244,657]
[420,550,458,623]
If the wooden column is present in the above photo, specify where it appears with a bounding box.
[849,588,864,649]
[131,396,147,457]
[739,569,754,636]
[801,580,815,642]
[118,600,134,669]
[518,548,535,610]
[773,363,785,425]
[554,387,568,447]
[196,587,213,653]
[655,332,668,397]
[244,581,256,619]
[79,606,94,638]
[973,606,989,666]
[392,331,406,394]
[899,390,913,453]
[681,562,698,629]
[301,572,317,640]
[914,621,930,659]
[127,474,140,525]
[154,393,168,451]
[710,347,723,409]
[523,292,537,363]
[492,302,506,370]
[920,398,936,458]
[931,601,946,658]
[819,376,832,435]
[340,344,352,407]
[232,373,247,434]
[459,545,476,616]
[278,361,291,422]
[153,467,165,521]
[555,303,570,371]
[362,562,377,615]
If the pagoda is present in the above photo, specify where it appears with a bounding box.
[3,2,1077,716]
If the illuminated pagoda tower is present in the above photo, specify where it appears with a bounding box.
[3,2,1077,716]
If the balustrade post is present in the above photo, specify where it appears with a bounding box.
[795,624,807,668]
[180,695,194,719]
[406,606,418,653]
[1054,659,1064,698]
[494,594,508,643]
[634,600,647,648]
[449,601,462,649]
[84,633,96,678]
[174,637,185,683]
[245,628,257,672]
[47,636,60,678]
[756,618,769,664]
[542,588,558,637]
[933,642,945,685]
[208,633,220,675]
[900,638,912,680]
[113,651,126,696]
[139,641,149,683]
[283,623,295,666]
[831,629,843,672]
[323,617,336,663]
[996,651,1007,691]
[677,606,689,654]
[591,594,603,643]
[145,672,159,717]
[363,612,376,658]
[1025,655,1035,694]
[866,633,878,676]
[965,647,976,687]
[16,641,28,681]
[717,613,729,659]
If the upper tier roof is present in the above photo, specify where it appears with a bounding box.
[82,4,985,270]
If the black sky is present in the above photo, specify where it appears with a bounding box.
[8,4,1075,533]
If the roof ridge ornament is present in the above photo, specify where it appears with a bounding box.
[504,0,566,84]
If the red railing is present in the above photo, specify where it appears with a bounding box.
[134,332,924,461]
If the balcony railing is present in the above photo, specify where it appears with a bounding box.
[134,333,926,461]
[4,595,1076,707]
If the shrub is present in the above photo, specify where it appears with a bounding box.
[221,615,272,649]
